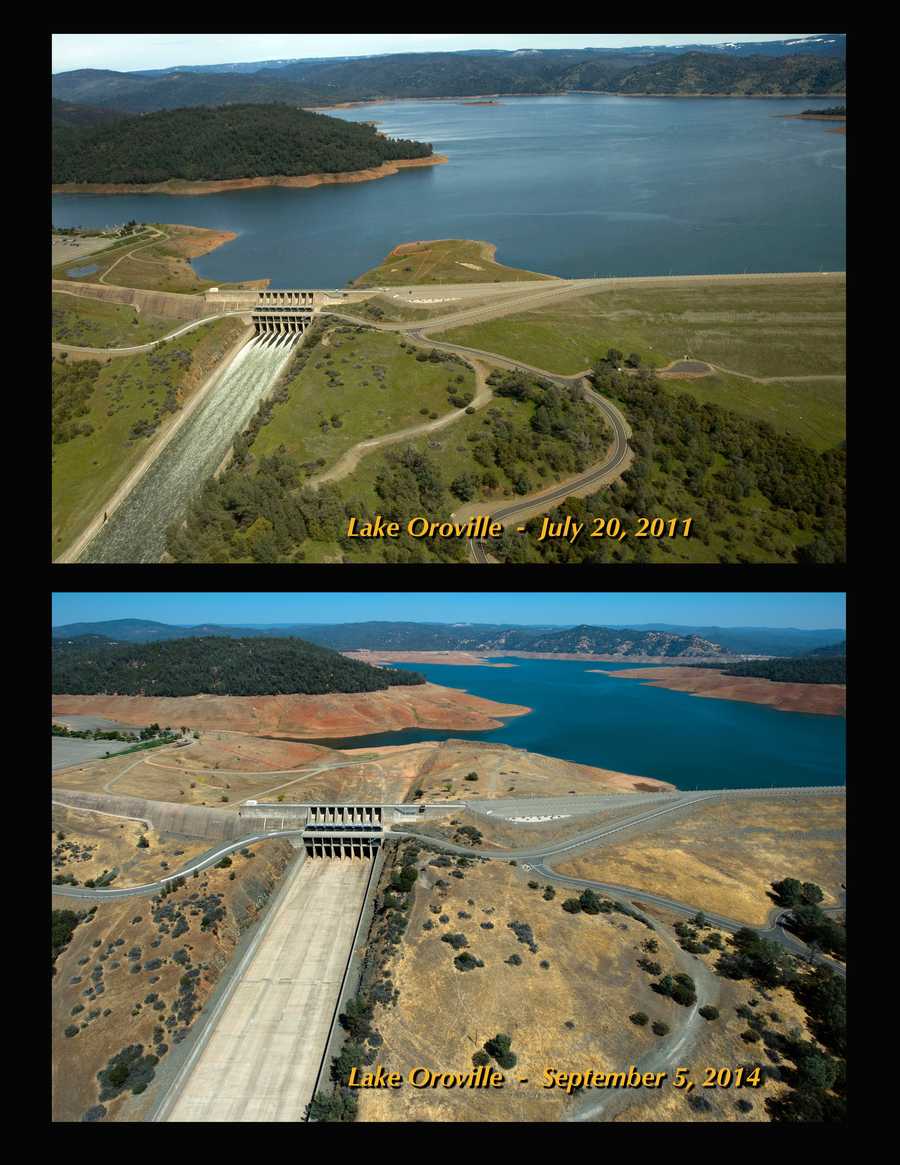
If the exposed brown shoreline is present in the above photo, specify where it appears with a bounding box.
[49,681,530,739]
[346,650,736,666]
[598,666,845,716]
[51,154,448,197]
[307,91,845,111]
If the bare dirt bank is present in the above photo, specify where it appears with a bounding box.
[347,650,731,666]
[50,682,530,739]
[51,155,448,197]
[598,666,845,716]
[345,651,517,668]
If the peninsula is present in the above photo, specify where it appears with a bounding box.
[52,102,441,194]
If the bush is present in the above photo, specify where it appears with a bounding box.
[562,899,582,914]
[629,1012,649,1026]
[699,1006,720,1021]
[651,1021,670,1037]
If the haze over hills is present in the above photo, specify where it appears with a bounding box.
[126,36,846,75]
[51,38,845,113]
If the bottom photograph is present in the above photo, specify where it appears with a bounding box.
[50,591,846,1124]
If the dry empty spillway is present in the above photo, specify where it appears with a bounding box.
[80,334,298,563]
[164,858,371,1122]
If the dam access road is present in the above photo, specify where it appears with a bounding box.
[51,784,844,1123]
[54,269,841,564]
[52,785,845,974]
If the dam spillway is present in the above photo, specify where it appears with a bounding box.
[80,334,298,563]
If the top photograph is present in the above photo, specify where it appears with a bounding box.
[51,32,846,565]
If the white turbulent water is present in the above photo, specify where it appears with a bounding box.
[81,335,298,563]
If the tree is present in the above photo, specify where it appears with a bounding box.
[605,348,624,367]
[306,1089,358,1122]
[579,889,602,914]
[484,1033,517,1069]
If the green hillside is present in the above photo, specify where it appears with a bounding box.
[52,103,433,185]
[51,635,426,696]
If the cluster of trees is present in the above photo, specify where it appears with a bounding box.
[652,971,697,1007]
[168,450,349,564]
[497,363,845,564]
[52,908,91,973]
[771,879,846,959]
[51,634,425,697]
[52,357,100,444]
[709,656,845,685]
[52,103,434,185]
[487,368,610,488]
[712,927,846,1119]
[803,105,845,115]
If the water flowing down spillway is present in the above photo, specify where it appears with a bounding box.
[81,335,298,563]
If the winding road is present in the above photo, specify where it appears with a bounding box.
[52,786,845,977]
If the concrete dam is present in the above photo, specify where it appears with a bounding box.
[79,332,299,563]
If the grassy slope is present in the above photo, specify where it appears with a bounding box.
[52,317,247,556]
[435,279,845,448]
[252,327,475,473]
[52,293,176,347]
[326,394,607,563]
[352,239,554,287]
[53,223,264,294]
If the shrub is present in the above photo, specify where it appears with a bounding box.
[699,1006,720,1021]
[651,1021,670,1037]
[630,1012,649,1026]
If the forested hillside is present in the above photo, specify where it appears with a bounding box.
[51,636,426,696]
[51,48,846,114]
[690,657,846,684]
[52,103,433,185]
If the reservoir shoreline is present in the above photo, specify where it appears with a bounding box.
[51,154,448,197]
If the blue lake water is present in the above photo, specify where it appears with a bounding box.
[310,659,845,790]
[51,95,845,288]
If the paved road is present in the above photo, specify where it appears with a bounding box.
[51,311,249,357]
[157,858,372,1122]
[397,332,632,557]
[526,864,845,977]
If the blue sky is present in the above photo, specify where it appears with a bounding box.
[51,34,815,74]
[52,593,845,629]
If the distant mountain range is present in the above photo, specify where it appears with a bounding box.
[51,619,846,658]
[127,37,846,76]
[52,619,714,658]
[51,37,845,114]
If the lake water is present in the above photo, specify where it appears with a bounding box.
[51,95,845,288]
[310,659,845,790]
